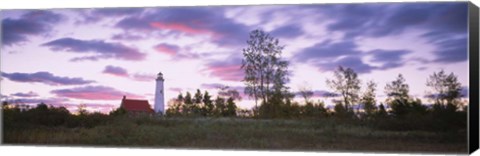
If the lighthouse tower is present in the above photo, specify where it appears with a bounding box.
[154,72,165,115]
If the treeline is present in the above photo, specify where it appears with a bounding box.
[235,29,467,131]
[2,102,111,130]
[165,87,242,117]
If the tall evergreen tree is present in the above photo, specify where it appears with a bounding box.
[202,91,214,116]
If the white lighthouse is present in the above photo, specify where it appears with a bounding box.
[154,72,165,115]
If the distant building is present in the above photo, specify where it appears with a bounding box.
[120,96,154,115]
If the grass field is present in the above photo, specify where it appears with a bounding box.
[3,117,467,154]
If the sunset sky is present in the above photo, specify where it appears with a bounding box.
[0,2,470,113]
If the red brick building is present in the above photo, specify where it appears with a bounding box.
[120,96,154,115]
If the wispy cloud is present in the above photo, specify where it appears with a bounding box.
[51,85,143,100]
[153,43,180,56]
[1,71,95,85]
[11,91,39,97]
[114,7,250,47]
[2,10,65,46]
[42,38,146,61]
[202,55,244,81]
[103,65,129,77]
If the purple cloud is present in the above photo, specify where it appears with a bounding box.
[295,90,340,98]
[271,24,304,38]
[315,56,375,74]
[131,73,156,82]
[295,40,361,62]
[115,7,250,47]
[296,39,413,73]
[154,43,180,56]
[323,3,467,39]
[51,85,143,100]
[169,87,183,93]
[111,33,144,41]
[11,91,39,97]
[42,38,146,61]
[103,65,129,77]
[201,83,225,89]
[202,55,244,81]
[92,8,144,17]
[5,97,69,105]
[1,71,95,86]
[369,49,411,70]
[2,10,65,46]
[76,8,145,24]
[431,37,467,63]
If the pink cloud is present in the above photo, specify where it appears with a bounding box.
[153,43,179,56]
[204,65,244,81]
[150,22,212,35]
[51,85,143,100]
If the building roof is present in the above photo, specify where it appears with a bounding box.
[121,96,154,113]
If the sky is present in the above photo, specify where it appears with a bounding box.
[0,2,470,113]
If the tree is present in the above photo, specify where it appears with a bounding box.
[426,70,465,130]
[385,74,409,101]
[225,97,237,117]
[298,85,314,105]
[241,29,290,115]
[202,91,214,116]
[166,97,183,117]
[361,80,377,118]
[192,89,203,115]
[384,74,410,117]
[77,104,88,116]
[426,70,463,111]
[326,66,361,114]
[384,74,427,118]
[218,86,242,101]
[183,92,193,115]
[217,86,241,117]
[109,107,127,116]
[214,96,226,117]
[376,103,388,117]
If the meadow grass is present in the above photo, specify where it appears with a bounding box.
[3,117,467,154]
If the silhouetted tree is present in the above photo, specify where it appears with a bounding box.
[384,74,410,118]
[202,91,214,116]
[109,107,127,116]
[376,103,388,118]
[192,89,203,115]
[183,92,193,115]
[426,70,463,111]
[298,85,314,105]
[361,81,377,119]
[326,66,360,117]
[241,29,290,117]
[426,70,465,130]
[214,96,226,117]
[225,97,237,117]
